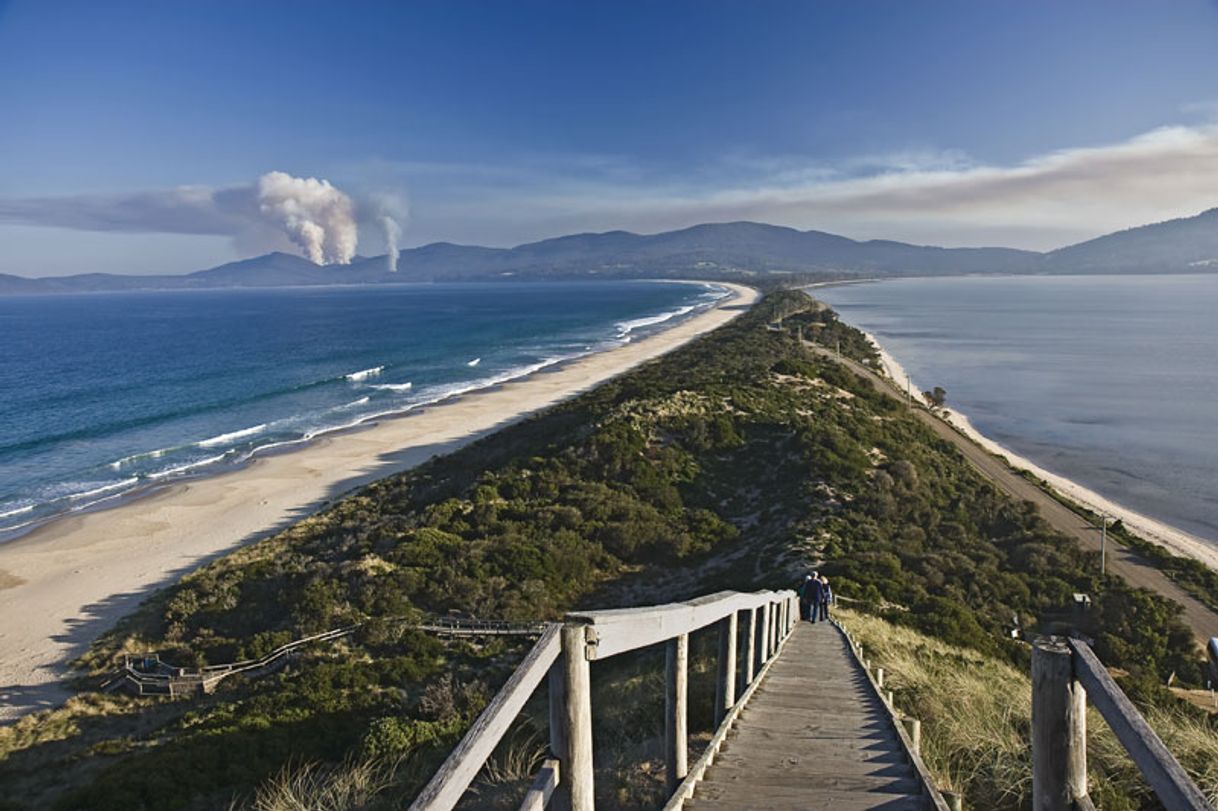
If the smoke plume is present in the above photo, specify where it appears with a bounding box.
[364,192,409,271]
[255,172,358,264]
[0,170,411,266]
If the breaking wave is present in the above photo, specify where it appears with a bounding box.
[345,366,384,382]
[198,423,269,448]
[616,305,696,338]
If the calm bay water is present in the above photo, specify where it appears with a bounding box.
[0,281,725,537]
[816,275,1218,544]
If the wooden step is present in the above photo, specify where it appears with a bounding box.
[686,791,929,811]
[685,622,928,809]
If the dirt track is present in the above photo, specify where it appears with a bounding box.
[809,343,1218,646]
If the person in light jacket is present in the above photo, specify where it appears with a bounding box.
[818,575,833,622]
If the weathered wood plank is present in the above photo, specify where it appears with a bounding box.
[1068,638,1215,811]
[408,624,562,811]
[742,607,757,692]
[662,602,798,811]
[518,759,560,811]
[569,590,791,660]
[688,623,936,811]
[667,633,690,793]
[561,623,595,811]
[1032,637,1085,811]
[714,612,737,726]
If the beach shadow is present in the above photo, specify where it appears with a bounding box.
[0,680,74,721]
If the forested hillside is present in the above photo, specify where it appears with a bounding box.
[0,291,1203,810]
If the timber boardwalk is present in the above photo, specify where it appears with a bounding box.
[687,621,930,811]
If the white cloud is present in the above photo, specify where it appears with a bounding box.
[3,123,1218,256]
[375,124,1218,250]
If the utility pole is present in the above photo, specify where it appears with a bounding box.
[1100,514,1108,576]
[835,338,840,360]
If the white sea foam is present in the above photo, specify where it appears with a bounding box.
[198,423,269,448]
[0,504,34,521]
[616,305,696,337]
[66,477,141,502]
[467,358,481,367]
[369,382,413,392]
[337,396,371,408]
[110,447,172,469]
[345,366,384,382]
[146,454,229,481]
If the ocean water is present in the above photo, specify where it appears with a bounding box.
[815,275,1218,544]
[0,281,726,538]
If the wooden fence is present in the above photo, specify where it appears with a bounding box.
[407,589,799,811]
[106,618,548,696]
[1032,636,1216,811]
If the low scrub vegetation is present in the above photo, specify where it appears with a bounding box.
[1,291,1210,809]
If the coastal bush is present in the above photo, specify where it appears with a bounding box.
[7,290,1208,809]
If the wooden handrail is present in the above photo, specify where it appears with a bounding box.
[1067,638,1215,811]
[407,588,797,811]
[407,624,563,811]
[567,589,786,660]
[1032,636,1215,811]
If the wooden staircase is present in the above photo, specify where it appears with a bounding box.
[686,621,930,810]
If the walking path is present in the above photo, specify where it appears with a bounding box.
[687,622,930,811]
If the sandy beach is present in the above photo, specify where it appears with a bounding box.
[863,329,1218,575]
[0,282,758,721]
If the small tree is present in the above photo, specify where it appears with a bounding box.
[923,386,947,409]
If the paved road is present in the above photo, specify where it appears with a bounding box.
[809,343,1218,646]
[688,622,930,811]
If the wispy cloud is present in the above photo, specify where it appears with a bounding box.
[4,123,1218,253]
[416,122,1218,248]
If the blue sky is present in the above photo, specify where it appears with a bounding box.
[3,0,1218,275]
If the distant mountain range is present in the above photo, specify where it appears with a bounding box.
[3,207,1217,294]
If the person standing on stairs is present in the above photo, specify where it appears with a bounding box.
[798,573,817,620]
[803,572,825,622]
[818,575,833,622]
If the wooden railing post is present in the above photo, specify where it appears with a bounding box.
[755,603,770,669]
[771,600,780,651]
[547,654,568,811]
[1032,637,1086,811]
[767,601,776,655]
[666,633,689,793]
[901,717,921,755]
[714,612,738,726]
[560,624,595,811]
[743,607,757,691]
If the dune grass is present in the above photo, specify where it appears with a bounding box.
[836,607,1218,809]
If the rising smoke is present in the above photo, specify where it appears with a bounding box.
[255,172,358,265]
[0,170,408,268]
[365,192,410,271]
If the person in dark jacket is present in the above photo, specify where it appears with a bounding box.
[802,573,825,623]
[798,573,817,620]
